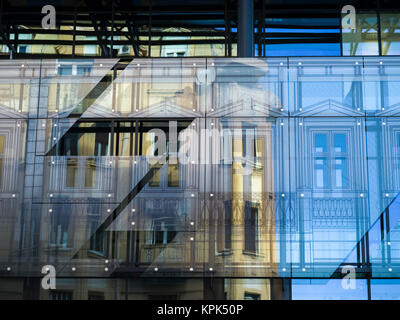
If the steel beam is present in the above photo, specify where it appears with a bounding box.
[238,0,254,57]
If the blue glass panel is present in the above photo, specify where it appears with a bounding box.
[314,157,327,188]
[334,157,347,188]
[334,134,346,152]
[265,43,340,57]
[292,279,368,300]
[314,133,327,152]
[371,280,400,299]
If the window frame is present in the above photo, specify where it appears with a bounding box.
[311,130,350,190]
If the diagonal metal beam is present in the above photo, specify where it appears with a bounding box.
[46,59,132,156]
[126,13,140,57]
[69,159,167,261]
[331,192,400,278]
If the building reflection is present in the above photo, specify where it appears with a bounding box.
[0,58,399,299]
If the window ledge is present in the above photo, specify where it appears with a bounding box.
[216,249,232,256]
[242,250,263,258]
[88,250,106,259]
[45,246,72,252]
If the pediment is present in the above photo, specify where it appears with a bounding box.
[0,104,27,118]
[375,102,400,116]
[293,99,364,117]
[208,99,284,118]
[82,103,120,118]
[130,101,201,118]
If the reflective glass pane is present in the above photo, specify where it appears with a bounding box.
[342,13,379,56]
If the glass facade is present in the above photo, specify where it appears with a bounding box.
[0,56,400,299]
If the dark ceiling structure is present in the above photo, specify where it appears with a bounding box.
[0,0,397,58]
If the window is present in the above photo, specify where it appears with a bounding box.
[239,125,263,168]
[244,292,260,300]
[87,200,105,254]
[77,64,92,76]
[144,131,161,188]
[114,122,134,156]
[65,157,97,189]
[60,122,111,157]
[85,158,96,188]
[60,122,110,189]
[66,158,78,187]
[313,132,349,189]
[57,65,72,76]
[18,46,27,54]
[168,163,179,187]
[58,120,191,189]
[224,201,232,250]
[244,202,258,253]
[145,129,183,189]
[149,164,161,187]
[50,199,71,248]
[0,135,4,187]
[50,291,73,300]
[152,218,177,245]
[83,36,99,55]
[88,292,104,300]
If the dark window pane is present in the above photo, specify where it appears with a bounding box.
[244,203,257,253]
[224,201,232,250]
[334,134,347,152]
[314,134,327,152]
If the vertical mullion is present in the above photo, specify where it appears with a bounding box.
[72,8,77,57]
[224,0,228,57]
[385,207,391,264]
[377,3,383,56]
[110,120,115,156]
[339,6,343,56]
[134,120,139,156]
[262,0,265,57]
[257,6,261,57]
[148,0,152,57]
[115,122,120,156]
[129,121,134,156]
[111,0,114,57]
[139,121,143,156]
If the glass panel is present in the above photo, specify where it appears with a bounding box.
[0,135,4,186]
[0,135,4,154]
[168,163,179,187]
[292,279,368,300]
[225,279,271,300]
[118,132,131,156]
[66,158,78,187]
[244,205,258,253]
[334,158,347,187]
[334,133,347,152]
[264,17,341,56]
[314,157,327,188]
[380,13,400,55]
[371,280,400,299]
[60,122,112,156]
[149,164,161,187]
[342,13,379,56]
[314,133,327,152]
[85,158,97,188]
